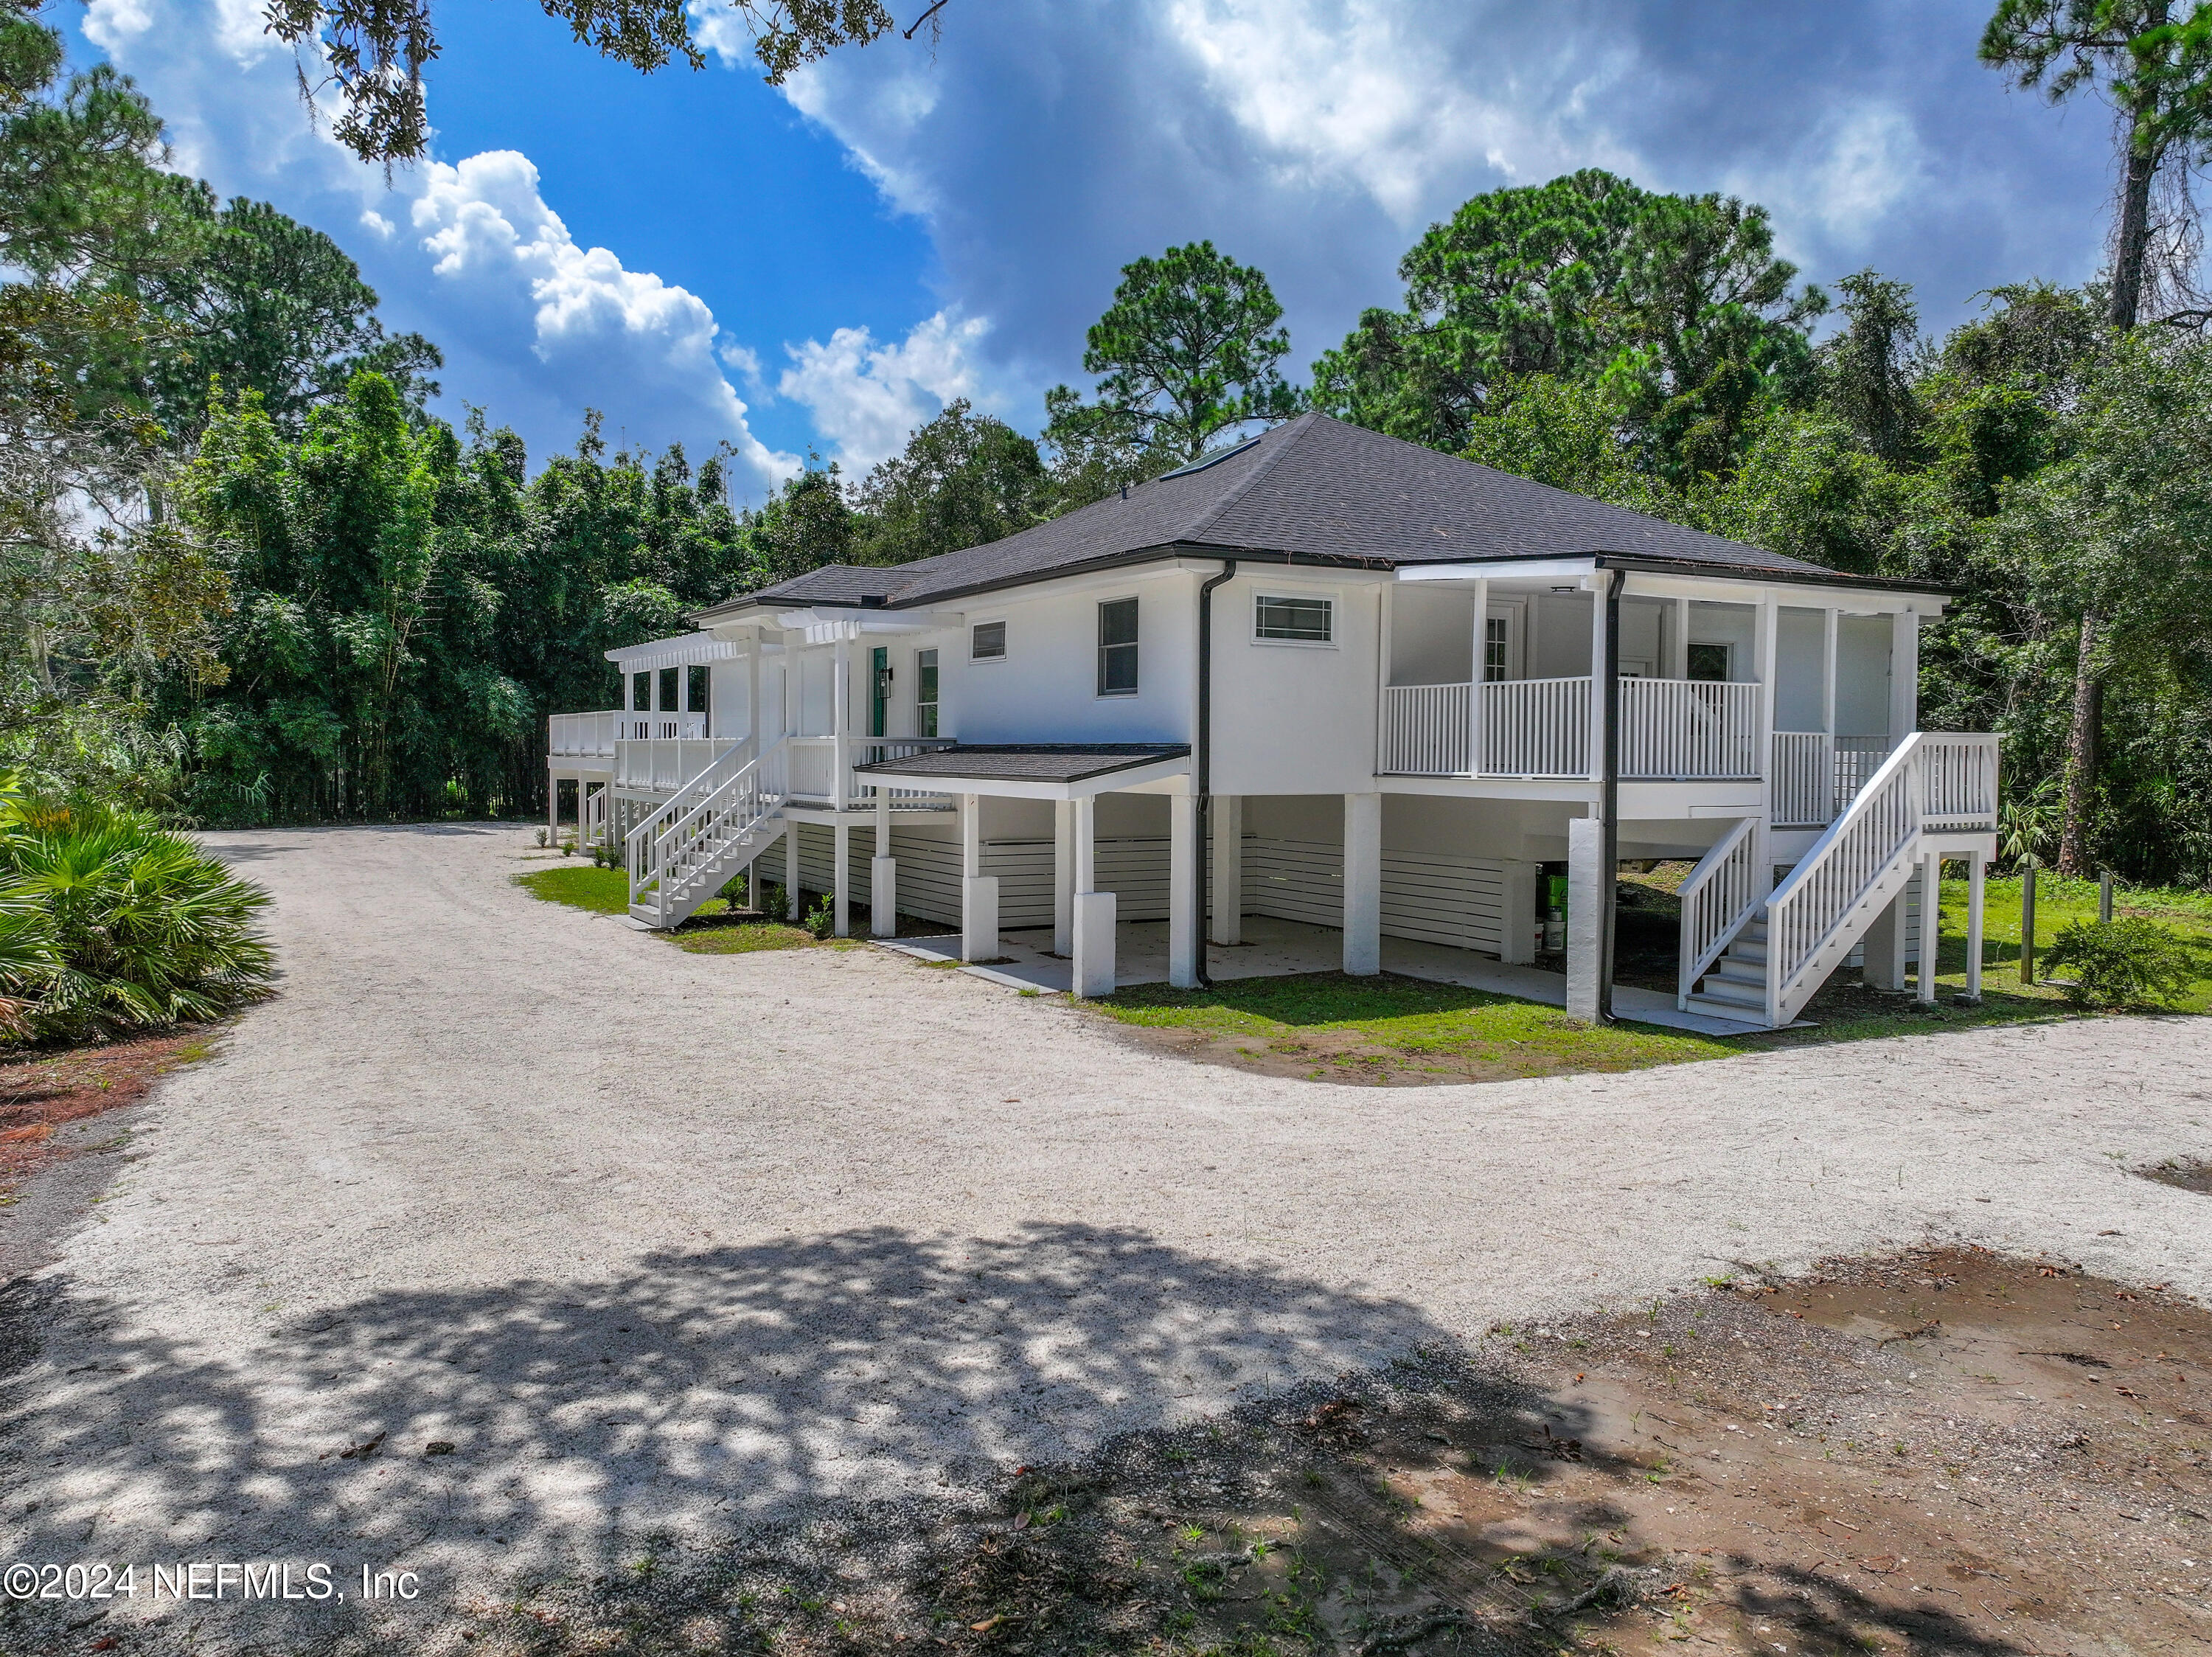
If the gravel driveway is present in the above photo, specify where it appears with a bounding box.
[4,823,2208,1649]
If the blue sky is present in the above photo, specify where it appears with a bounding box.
[71,0,2122,504]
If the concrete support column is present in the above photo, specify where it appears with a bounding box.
[1964,850,1985,1004]
[548,773,559,841]
[1916,850,1941,1004]
[960,791,998,964]
[1208,795,1242,945]
[1169,793,1199,989]
[871,792,896,938]
[1566,816,1603,1021]
[1071,794,1115,997]
[832,821,851,938]
[1343,792,1382,976]
[1052,799,1074,956]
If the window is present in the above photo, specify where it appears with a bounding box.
[1253,594,1333,644]
[1097,597,1138,695]
[869,646,889,738]
[971,620,1006,661]
[1484,615,1509,681]
[658,666,680,710]
[630,670,649,711]
[687,664,709,714]
[915,649,939,737]
[1686,642,1733,683]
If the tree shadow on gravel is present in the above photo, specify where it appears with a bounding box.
[0,1223,1455,1650]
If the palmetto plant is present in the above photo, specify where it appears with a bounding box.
[0,781,274,1044]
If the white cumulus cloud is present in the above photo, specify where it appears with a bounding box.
[776,311,994,472]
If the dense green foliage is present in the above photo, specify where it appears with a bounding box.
[2042,914,2207,1007]
[0,779,274,1043]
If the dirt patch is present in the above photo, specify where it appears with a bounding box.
[2139,1157,2212,1195]
[454,1247,2212,1656]
[1109,1018,1576,1086]
[0,1026,220,1194]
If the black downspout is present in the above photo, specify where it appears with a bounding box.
[1194,558,1237,989]
[1596,564,1627,1023]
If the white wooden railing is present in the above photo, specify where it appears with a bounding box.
[626,739,784,923]
[1620,678,1757,779]
[1675,816,1764,1009]
[1379,684,1472,777]
[786,736,959,807]
[552,711,707,763]
[1480,677,1592,778]
[1772,733,1903,827]
[1761,731,1999,1025]
[613,736,723,792]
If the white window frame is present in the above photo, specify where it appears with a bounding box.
[1251,591,1336,648]
[1096,595,1140,698]
[970,619,1008,663]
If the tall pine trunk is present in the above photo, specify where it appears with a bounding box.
[2107,139,2159,330]
[2057,612,2103,875]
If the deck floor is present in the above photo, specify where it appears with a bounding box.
[874,914,1770,1036]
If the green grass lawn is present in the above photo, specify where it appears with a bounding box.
[512,863,827,954]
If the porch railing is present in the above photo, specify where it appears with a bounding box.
[550,710,705,762]
[1480,677,1591,778]
[787,736,959,809]
[613,736,723,792]
[1619,678,1757,779]
[1377,683,1472,777]
[1771,733,1906,827]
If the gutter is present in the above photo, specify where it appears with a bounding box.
[1193,557,1237,989]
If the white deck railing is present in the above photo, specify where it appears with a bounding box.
[1480,677,1592,778]
[1620,678,1758,779]
[550,710,704,761]
[626,739,785,925]
[787,736,958,807]
[1381,675,1754,781]
[614,736,723,792]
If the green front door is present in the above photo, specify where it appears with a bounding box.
[869,647,889,737]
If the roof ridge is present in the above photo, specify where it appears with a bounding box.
[1182,412,1318,544]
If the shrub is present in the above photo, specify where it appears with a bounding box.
[0,788,276,1044]
[804,892,836,940]
[2042,917,2204,1011]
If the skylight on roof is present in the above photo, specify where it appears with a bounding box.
[1158,434,1262,479]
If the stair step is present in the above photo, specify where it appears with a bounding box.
[1711,958,1764,984]
[1726,941,1768,965]
[1694,977,1766,1007]
[1684,995,1776,1027]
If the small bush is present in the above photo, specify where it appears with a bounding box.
[2042,917,2204,1010]
[535,826,550,848]
[591,841,620,870]
[759,882,789,920]
[803,892,835,940]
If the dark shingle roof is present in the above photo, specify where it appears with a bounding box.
[697,413,1868,622]
[849,743,1190,784]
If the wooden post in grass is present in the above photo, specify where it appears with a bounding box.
[2098,872,2114,924]
[2021,857,2037,984]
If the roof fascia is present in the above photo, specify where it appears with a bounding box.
[858,751,1193,800]
[883,540,1388,611]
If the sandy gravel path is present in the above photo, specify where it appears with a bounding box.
[2,823,2208,1647]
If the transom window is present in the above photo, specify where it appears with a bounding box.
[1097,598,1138,696]
[1253,594,1333,644]
[971,620,1006,661]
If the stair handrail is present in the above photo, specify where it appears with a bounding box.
[1675,816,1764,1009]
[1763,730,1927,1024]
[652,737,785,869]
[625,734,759,910]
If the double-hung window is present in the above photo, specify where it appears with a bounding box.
[915,648,939,737]
[1253,594,1332,645]
[1097,598,1138,695]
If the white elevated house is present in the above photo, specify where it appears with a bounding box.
[546,413,1998,1031]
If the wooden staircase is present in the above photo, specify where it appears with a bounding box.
[625,739,789,929]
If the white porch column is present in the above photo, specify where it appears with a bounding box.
[1820,608,1839,736]
[832,633,851,807]
[747,630,762,751]
[960,791,998,963]
[1669,597,1690,679]
[1889,608,1921,745]
[1343,792,1382,976]
[871,791,896,938]
[1565,815,1604,1021]
[1209,795,1242,945]
[1467,575,1489,777]
[1374,579,1394,775]
[1586,583,1610,780]
[1052,799,1074,956]
[1071,794,1116,997]
[547,771,559,841]
[1964,849,1986,1004]
[832,821,851,938]
[784,819,800,921]
[1169,793,1199,989]
[1914,850,1941,1004]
